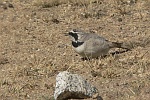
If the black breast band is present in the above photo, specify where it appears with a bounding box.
[72,41,84,48]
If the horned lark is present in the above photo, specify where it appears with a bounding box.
[66,29,129,58]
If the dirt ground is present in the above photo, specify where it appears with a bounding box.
[0,0,150,100]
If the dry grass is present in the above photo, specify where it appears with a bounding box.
[0,0,150,100]
[32,0,101,7]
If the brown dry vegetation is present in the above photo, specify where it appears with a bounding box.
[0,0,150,100]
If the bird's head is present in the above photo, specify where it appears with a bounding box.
[67,29,85,42]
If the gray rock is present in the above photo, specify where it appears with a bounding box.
[54,71,99,100]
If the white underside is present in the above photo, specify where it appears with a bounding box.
[73,43,85,54]
[73,43,109,58]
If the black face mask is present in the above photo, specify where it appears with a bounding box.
[69,32,78,41]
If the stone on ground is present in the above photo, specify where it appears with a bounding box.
[54,71,99,100]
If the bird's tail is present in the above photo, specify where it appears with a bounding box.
[108,41,131,50]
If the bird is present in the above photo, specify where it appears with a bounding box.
[66,29,130,58]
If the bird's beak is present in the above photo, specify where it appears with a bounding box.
[64,33,69,36]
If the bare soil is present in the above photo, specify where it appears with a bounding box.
[0,0,150,100]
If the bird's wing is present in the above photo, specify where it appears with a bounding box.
[84,34,109,51]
